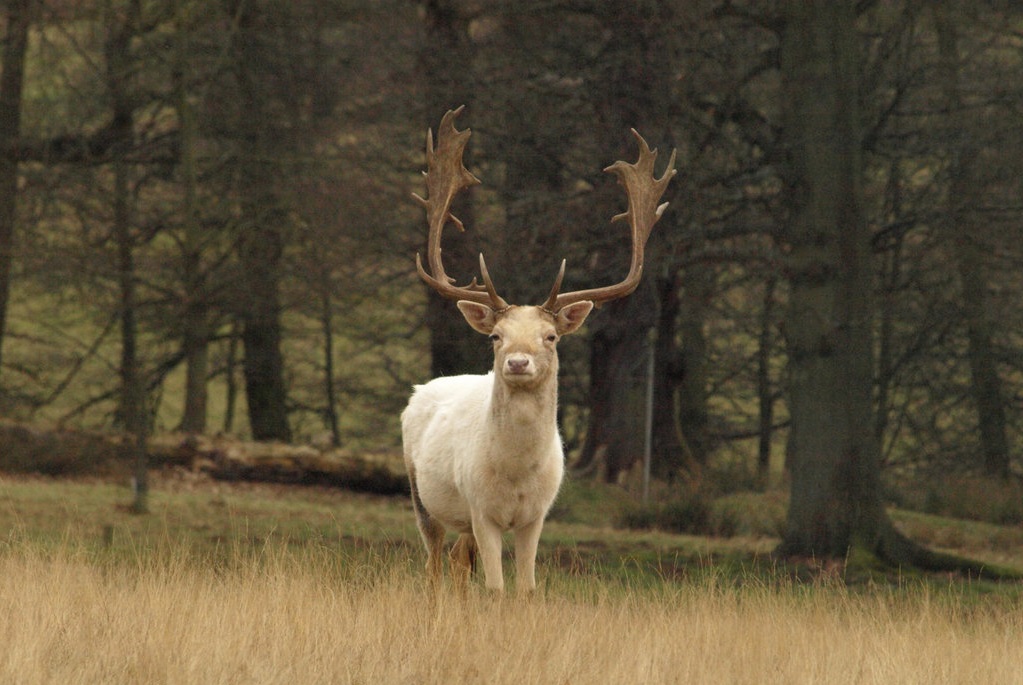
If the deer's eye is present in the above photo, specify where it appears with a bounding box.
[546,334,557,343]
[489,333,501,343]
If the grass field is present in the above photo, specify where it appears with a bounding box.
[2,471,1023,684]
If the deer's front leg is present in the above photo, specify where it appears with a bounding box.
[513,517,544,594]
[471,511,505,592]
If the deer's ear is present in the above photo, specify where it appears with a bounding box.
[555,301,594,336]
[457,300,498,335]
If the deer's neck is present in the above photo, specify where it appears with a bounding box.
[488,372,559,444]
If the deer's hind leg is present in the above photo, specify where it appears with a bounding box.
[409,469,445,588]
[449,533,477,594]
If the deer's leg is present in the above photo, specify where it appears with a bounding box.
[449,533,477,594]
[471,511,505,592]
[421,519,445,589]
[409,470,445,588]
[513,517,544,595]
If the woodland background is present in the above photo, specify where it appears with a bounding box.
[0,1,1020,564]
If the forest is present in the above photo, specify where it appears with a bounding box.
[0,0,1020,567]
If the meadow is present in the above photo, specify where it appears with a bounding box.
[2,470,1023,684]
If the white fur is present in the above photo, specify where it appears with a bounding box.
[402,302,592,593]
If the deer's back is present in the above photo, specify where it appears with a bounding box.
[402,372,492,466]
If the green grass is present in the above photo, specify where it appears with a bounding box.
[4,469,1021,597]
[0,473,409,562]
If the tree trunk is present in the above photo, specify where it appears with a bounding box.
[756,273,778,489]
[676,263,713,469]
[650,270,690,479]
[175,4,208,435]
[577,4,670,481]
[238,231,291,442]
[232,3,291,442]
[0,0,30,381]
[107,0,148,513]
[874,156,903,453]
[772,3,1012,579]
[223,319,241,434]
[321,289,341,446]
[577,280,657,482]
[180,293,209,433]
[776,0,886,560]
[933,3,1010,479]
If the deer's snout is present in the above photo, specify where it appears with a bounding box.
[504,354,533,376]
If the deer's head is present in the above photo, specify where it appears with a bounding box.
[454,300,592,389]
[412,107,676,386]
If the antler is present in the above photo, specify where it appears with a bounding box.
[541,129,677,313]
[412,107,509,310]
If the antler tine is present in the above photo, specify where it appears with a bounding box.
[413,107,509,310]
[477,253,507,307]
[542,129,676,313]
[541,259,566,310]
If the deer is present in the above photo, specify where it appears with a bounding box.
[401,107,676,594]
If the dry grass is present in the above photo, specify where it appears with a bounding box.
[2,540,1022,685]
[3,473,1023,684]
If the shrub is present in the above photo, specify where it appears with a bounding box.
[921,475,1023,526]
[615,491,716,536]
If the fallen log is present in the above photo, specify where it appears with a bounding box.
[148,434,409,496]
[0,419,126,475]
[0,420,409,496]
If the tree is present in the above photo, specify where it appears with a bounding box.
[105,0,149,512]
[172,0,215,435]
[225,1,293,442]
[215,0,354,441]
[775,1,1011,575]
[417,0,490,378]
[776,0,884,559]
[933,2,1010,479]
[0,0,31,384]
[855,1,1023,477]
[571,1,675,482]
[1,0,1019,492]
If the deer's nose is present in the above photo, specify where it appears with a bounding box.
[505,356,531,374]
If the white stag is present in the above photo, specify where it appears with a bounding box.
[402,107,676,594]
